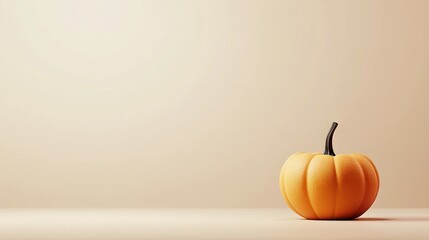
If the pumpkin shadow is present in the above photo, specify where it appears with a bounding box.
[293,218,394,221]
[357,217,429,222]
[355,217,394,221]
[292,217,423,221]
[280,217,429,222]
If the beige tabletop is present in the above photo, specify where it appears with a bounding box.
[0,208,427,240]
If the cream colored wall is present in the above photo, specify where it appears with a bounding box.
[0,0,428,208]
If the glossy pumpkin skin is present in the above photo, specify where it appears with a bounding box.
[279,152,379,220]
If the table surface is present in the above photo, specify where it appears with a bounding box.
[0,208,428,240]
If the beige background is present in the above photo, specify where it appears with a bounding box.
[0,0,428,208]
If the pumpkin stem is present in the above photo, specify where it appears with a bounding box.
[324,122,338,156]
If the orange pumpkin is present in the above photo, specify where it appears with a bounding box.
[279,122,379,220]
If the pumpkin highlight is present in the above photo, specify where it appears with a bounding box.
[279,122,379,220]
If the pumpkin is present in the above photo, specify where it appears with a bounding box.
[279,122,379,220]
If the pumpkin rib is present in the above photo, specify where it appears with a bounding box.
[279,161,301,216]
[283,153,317,219]
[363,155,380,189]
[282,180,304,218]
[282,190,300,216]
[349,155,367,219]
[305,155,321,219]
[353,154,380,218]
[332,156,339,219]
[291,152,306,158]
[279,162,289,203]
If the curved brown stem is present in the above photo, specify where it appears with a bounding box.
[324,122,338,156]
